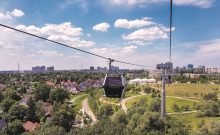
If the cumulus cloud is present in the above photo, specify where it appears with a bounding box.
[16,22,83,37]
[92,23,110,32]
[114,18,155,29]
[16,22,95,47]
[10,9,25,17]
[174,0,214,8]
[48,35,94,47]
[110,0,215,8]
[122,45,138,53]
[127,40,152,46]
[37,50,64,57]
[0,9,24,20]
[122,26,169,41]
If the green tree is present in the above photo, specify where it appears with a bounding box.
[0,91,3,102]
[17,86,26,94]
[6,120,25,135]
[31,126,66,135]
[6,89,21,101]
[69,118,127,135]
[97,104,114,119]
[149,98,161,112]
[208,121,220,135]
[181,105,189,111]
[167,118,191,135]
[50,88,69,103]
[1,98,16,112]
[8,103,27,121]
[111,110,127,124]
[34,84,51,101]
[26,97,38,121]
[196,101,219,117]
[203,92,218,101]
[49,103,75,131]
[172,103,180,112]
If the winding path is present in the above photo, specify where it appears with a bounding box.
[167,110,197,115]
[166,96,199,102]
[120,93,199,113]
[82,98,97,124]
[121,92,147,113]
[80,92,200,122]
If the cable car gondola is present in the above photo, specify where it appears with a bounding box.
[103,59,126,98]
[103,74,126,98]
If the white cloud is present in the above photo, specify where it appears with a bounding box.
[123,26,169,41]
[90,48,109,54]
[68,55,82,58]
[37,50,64,57]
[48,35,94,47]
[87,33,91,37]
[92,23,110,32]
[174,0,214,8]
[122,45,138,53]
[114,18,155,29]
[110,0,215,8]
[2,45,24,50]
[60,0,88,14]
[16,22,83,37]
[128,40,152,46]
[89,45,166,69]
[10,9,25,17]
[15,22,94,48]
[0,9,24,20]
[191,39,220,58]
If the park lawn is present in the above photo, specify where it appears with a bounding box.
[72,94,87,112]
[125,84,150,98]
[171,113,220,130]
[102,97,121,103]
[70,92,86,99]
[166,83,220,98]
[126,95,152,109]
[166,97,196,113]
[125,90,140,98]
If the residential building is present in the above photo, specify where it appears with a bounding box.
[206,67,220,74]
[129,78,157,84]
[47,66,54,72]
[90,66,95,71]
[23,121,40,132]
[195,65,206,73]
[32,66,46,73]
[187,64,194,70]
[110,65,119,72]
[149,69,162,79]
[97,66,107,73]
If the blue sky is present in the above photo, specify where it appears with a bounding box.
[0,0,219,70]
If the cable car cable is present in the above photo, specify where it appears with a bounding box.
[0,23,148,68]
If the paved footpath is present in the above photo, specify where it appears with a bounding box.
[121,92,146,113]
[167,110,197,115]
[82,98,97,124]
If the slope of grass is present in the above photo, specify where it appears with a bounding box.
[72,94,87,112]
[171,113,220,130]
[126,95,152,109]
[166,83,220,98]
[166,97,196,113]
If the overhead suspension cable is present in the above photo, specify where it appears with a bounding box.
[0,23,148,68]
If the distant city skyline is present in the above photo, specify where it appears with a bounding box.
[0,0,220,70]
